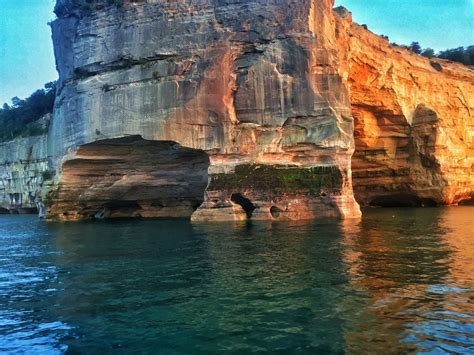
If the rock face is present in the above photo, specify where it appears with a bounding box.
[3,0,467,221]
[48,0,361,220]
[335,8,474,207]
[0,135,49,213]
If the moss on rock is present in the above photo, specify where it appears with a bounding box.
[209,164,343,194]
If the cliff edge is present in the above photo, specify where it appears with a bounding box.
[335,8,474,207]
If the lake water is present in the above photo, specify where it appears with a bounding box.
[0,207,473,353]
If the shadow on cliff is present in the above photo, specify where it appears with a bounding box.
[352,104,452,207]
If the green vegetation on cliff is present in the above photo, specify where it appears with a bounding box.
[436,46,474,66]
[392,41,474,66]
[0,82,56,142]
[209,165,343,195]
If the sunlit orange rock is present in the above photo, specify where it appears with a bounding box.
[335,7,474,207]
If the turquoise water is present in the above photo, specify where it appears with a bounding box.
[0,207,473,353]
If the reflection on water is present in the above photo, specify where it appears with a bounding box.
[341,208,473,353]
[0,207,473,353]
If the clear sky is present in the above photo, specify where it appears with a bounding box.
[0,0,473,105]
[335,0,474,50]
[0,0,57,106]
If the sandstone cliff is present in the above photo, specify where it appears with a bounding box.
[47,0,360,221]
[2,0,472,221]
[334,8,474,207]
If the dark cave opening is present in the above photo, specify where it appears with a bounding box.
[369,194,438,208]
[270,206,283,219]
[94,200,143,219]
[231,193,256,219]
[459,197,474,206]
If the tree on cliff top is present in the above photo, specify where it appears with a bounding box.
[0,82,56,142]
[421,48,435,59]
[437,46,474,65]
[404,42,474,65]
[409,42,422,55]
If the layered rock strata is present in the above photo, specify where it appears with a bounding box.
[48,0,361,220]
[335,8,474,206]
[46,136,209,221]
[8,0,468,221]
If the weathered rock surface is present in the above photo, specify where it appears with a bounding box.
[4,1,470,221]
[46,136,209,221]
[48,0,361,220]
[335,8,474,207]
[0,135,49,213]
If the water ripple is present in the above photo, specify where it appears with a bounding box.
[0,208,473,353]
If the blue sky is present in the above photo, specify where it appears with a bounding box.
[0,0,57,105]
[335,0,473,50]
[0,0,473,105]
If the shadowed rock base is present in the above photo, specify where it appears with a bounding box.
[192,164,361,222]
[47,138,361,222]
[46,136,210,221]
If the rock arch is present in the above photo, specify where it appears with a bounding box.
[46,136,210,221]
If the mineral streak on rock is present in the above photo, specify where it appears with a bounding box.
[335,8,474,207]
[48,0,361,221]
[35,0,473,220]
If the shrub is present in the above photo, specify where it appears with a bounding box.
[391,39,473,66]
[409,42,422,54]
[430,61,443,72]
[421,48,435,59]
[437,46,474,65]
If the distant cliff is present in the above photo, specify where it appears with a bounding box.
[0,135,49,213]
[1,0,472,219]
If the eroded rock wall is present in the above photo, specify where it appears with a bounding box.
[43,0,473,220]
[46,136,209,221]
[48,0,361,220]
[335,9,474,206]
